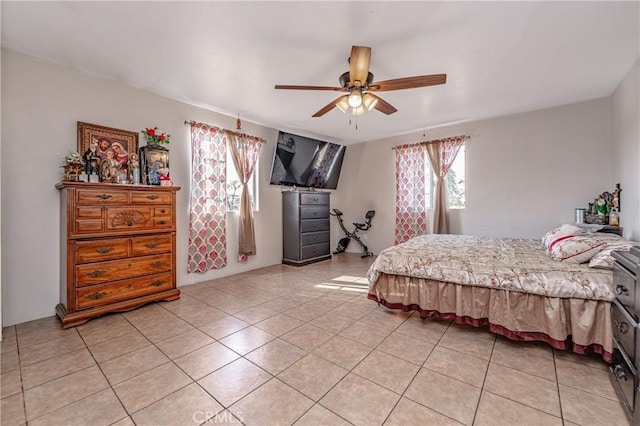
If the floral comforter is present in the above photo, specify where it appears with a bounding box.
[367,235,614,301]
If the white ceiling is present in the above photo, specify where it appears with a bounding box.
[2,1,639,144]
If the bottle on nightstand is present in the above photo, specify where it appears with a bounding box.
[610,208,620,226]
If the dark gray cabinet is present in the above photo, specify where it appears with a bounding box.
[282,191,331,266]
[610,248,640,424]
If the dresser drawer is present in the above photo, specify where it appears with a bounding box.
[75,238,130,263]
[76,272,173,309]
[106,207,152,231]
[75,220,104,234]
[76,253,173,286]
[153,207,171,217]
[152,217,173,228]
[300,193,329,205]
[77,189,129,205]
[611,339,637,414]
[300,242,330,260]
[301,219,330,233]
[614,262,637,316]
[301,231,330,246]
[131,191,172,204]
[612,299,637,363]
[77,207,102,218]
[301,205,329,220]
[131,235,173,256]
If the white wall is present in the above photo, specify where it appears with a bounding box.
[335,99,612,255]
[611,59,640,241]
[1,50,285,326]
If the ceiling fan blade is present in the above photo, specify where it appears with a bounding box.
[312,95,348,117]
[367,93,398,115]
[349,46,371,86]
[275,85,345,91]
[368,74,447,92]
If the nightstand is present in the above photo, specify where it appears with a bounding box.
[575,223,623,236]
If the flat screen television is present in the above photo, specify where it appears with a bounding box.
[269,131,346,190]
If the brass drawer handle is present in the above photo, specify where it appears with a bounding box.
[150,280,165,287]
[147,195,159,200]
[95,247,114,254]
[616,284,629,296]
[161,209,166,214]
[160,220,167,225]
[145,242,160,248]
[151,261,166,268]
[88,270,107,278]
[87,292,107,300]
[127,220,134,227]
[96,193,112,200]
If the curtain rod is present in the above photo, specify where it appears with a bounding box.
[391,135,470,150]
[184,120,265,142]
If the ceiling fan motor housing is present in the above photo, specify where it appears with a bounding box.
[339,71,374,89]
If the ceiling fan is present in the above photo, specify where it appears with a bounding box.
[274,45,447,117]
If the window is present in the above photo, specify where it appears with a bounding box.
[422,144,465,209]
[446,144,465,209]
[226,149,259,212]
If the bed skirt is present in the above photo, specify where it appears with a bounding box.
[367,273,613,362]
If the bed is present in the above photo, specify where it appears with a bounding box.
[367,234,617,362]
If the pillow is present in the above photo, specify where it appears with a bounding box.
[589,240,640,269]
[542,224,584,250]
[549,235,606,263]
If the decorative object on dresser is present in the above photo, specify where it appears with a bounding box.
[610,247,640,423]
[139,145,170,186]
[282,190,331,266]
[56,182,180,328]
[61,151,84,181]
[77,122,139,184]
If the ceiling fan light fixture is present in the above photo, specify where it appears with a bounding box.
[348,90,363,108]
[362,93,378,111]
[351,106,366,116]
[336,97,350,113]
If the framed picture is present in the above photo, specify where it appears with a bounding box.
[77,122,139,182]
[139,145,170,185]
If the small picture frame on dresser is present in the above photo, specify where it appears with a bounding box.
[139,145,170,186]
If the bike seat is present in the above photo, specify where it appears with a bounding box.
[353,222,369,230]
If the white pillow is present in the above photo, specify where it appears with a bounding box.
[542,224,584,250]
[549,235,606,263]
[589,240,640,269]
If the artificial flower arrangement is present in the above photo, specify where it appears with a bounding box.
[63,151,84,166]
[62,151,84,181]
[142,127,171,145]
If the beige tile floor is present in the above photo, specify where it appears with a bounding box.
[0,254,630,426]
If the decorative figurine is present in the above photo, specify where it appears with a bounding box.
[128,153,140,185]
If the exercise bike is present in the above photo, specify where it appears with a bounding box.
[330,208,375,257]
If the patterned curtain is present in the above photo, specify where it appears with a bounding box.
[427,136,465,234]
[394,144,428,244]
[440,136,466,176]
[307,143,342,187]
[188,122,227,273]
[226,132,264,262]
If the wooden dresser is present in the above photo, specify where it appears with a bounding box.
[282,190,331,266]
[56,182,180,328]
